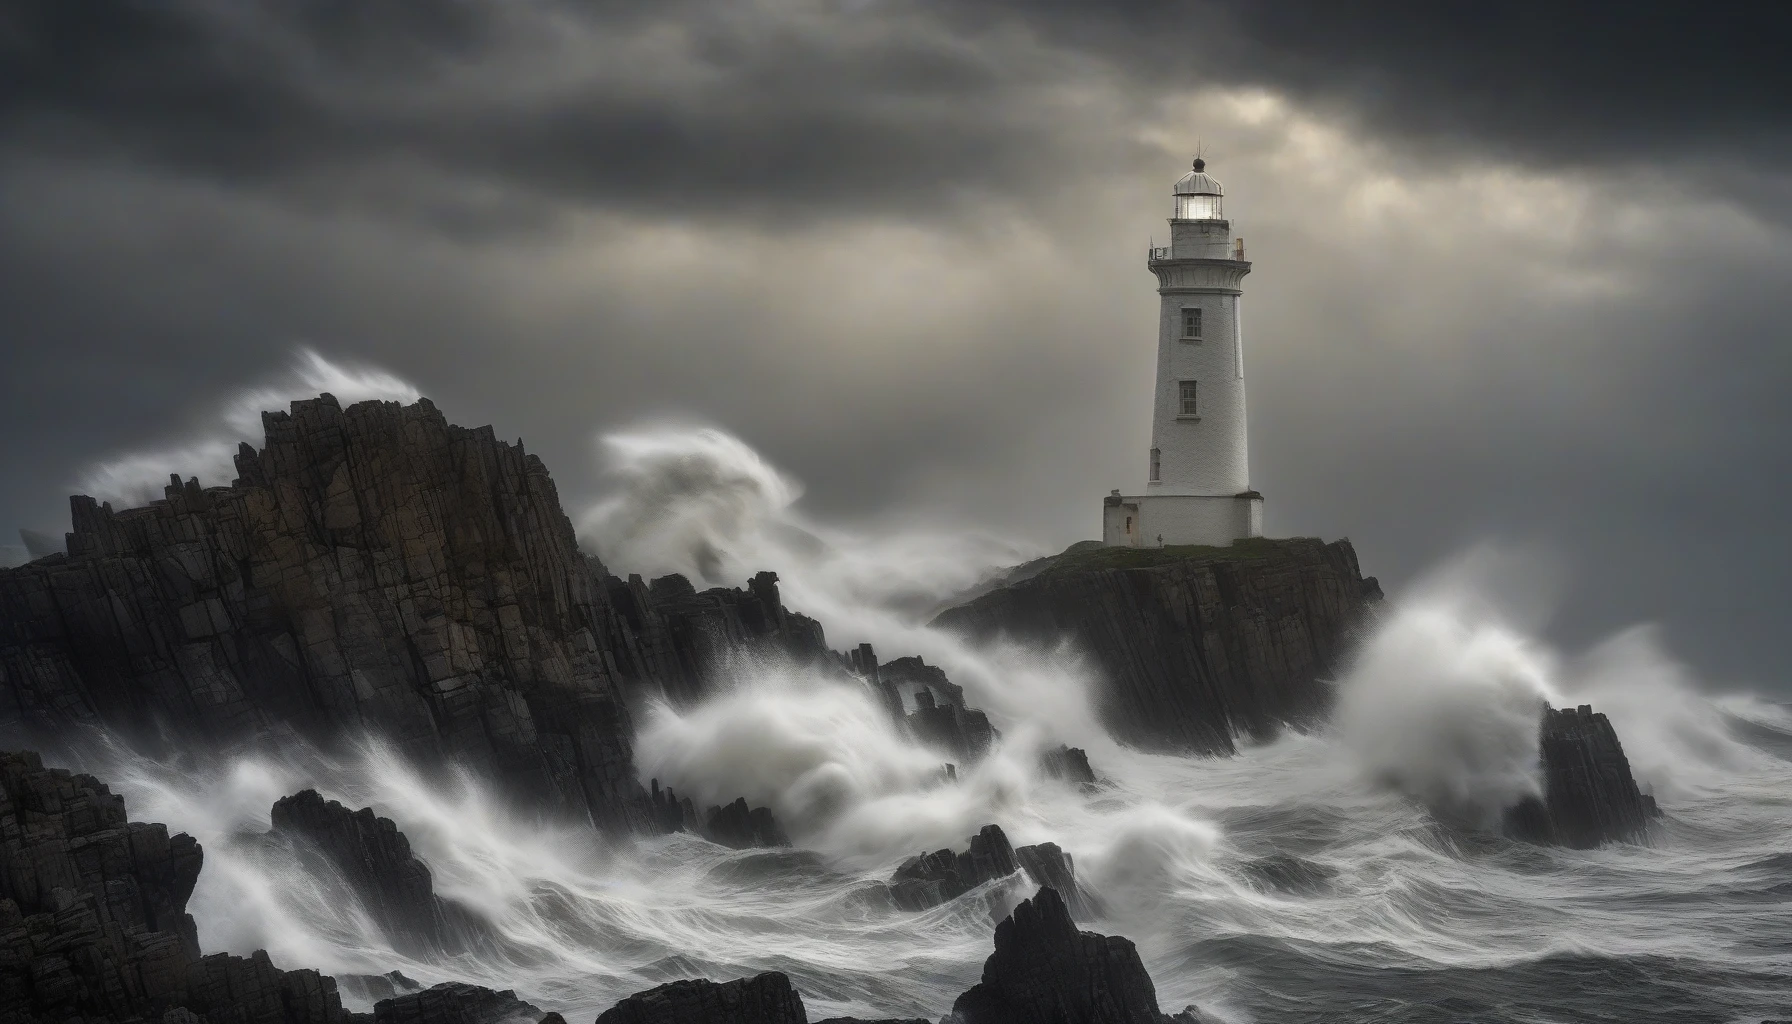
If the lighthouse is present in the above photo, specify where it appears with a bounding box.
[1102,158,1263,548]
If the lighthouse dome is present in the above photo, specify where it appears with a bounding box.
[1173,158,1224,196]
[1172,158,1224,219]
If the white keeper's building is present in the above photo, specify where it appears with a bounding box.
[1102,158,1263,548]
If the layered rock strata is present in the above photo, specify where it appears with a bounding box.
[1504,704,1660,848]
[0,749,353,1024]
[933,538,1381,753]
[270,789,485,954]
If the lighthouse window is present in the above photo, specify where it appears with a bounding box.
[1149,448,1161,482]
[1181,308,1202,339]
[1179,380,1199,416]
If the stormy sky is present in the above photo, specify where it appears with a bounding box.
[3,1,1788,688]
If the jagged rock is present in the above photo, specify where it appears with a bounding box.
[879,656,967,709]
[649,779,701,834]
[908,690,998,765]
[1038,746,1097,789]
[933,539,1380,754]
[1504,704,1660,848]
[607,570,831,709]
[1012,843,1098,920]
[373,982,542,1024]
[271,789,483,954]
[888,825,1018,911]
[704,797,793,849]
[0,396,652,829]
[648,783,790,850]
[338,970,424,1004]
[0,749,352,1024]
[947,887,1162,1024]
[595,972,806,1024]
[0,396,856,836]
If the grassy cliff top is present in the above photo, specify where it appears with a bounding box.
[1031,536,1322,578]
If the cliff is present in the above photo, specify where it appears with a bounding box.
[932,538,1381,753]
[0,395,833,834]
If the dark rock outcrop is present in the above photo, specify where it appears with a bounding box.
[933,538,1380,754]
[888,825,1019,912]
[704,797,793,850]
[907,691,998,766]
[373,981,542,1024]
[886,825,1096,918]
[0,396,853,837]
[947,887,1162,1024]
[605,571,831,709]
[270,788,483,954]
[649,783,790,850]
[1037,746,1097,790]
[1504,704,1660,848]
[0,749,352,1024]
[595,972,806,1024]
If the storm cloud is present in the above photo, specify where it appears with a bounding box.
[1,1,1787,687]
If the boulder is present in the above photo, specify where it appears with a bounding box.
[338,970,424,1004]
[947,887,1162,1024]
[595,972,806,1024]
[1504,704,1660,848]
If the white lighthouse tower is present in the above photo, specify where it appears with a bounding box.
[1102,157,1263,548]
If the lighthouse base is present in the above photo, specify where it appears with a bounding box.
[1101,491,1263,549]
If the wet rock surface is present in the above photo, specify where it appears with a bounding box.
[1504,704,1660,848]
[947,887,1164,1024]
[886,825,1096,918]
[1038,745,1097,789]
[933,538,1380,753]
[649,782,791,849]
[372,981,542,1024]
[0,749,353,1024]
[594,972,807,1024]
[270,788,485,954]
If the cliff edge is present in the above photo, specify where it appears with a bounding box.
[932,538,1381,753]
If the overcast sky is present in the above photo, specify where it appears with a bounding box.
[3,1,1788,689]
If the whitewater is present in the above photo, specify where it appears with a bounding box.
[44,425,1792,1024]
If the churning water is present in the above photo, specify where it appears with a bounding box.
[44,428,1792,1023]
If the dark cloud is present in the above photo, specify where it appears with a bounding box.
[0,0,1788,690]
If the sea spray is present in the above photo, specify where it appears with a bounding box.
[77,349,421,507]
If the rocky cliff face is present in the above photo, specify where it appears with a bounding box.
[932,539,1381,754]
[0,749,354,1024]
[1505,704,1660,848]
[0,395,837,835]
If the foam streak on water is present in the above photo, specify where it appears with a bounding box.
[40,427,1792,1023]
